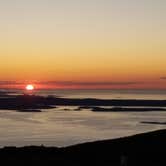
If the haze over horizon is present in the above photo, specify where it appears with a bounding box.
[0,0,166,89]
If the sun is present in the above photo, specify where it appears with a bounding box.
[26,84,34,91]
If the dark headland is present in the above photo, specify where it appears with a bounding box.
[1,129,166,166]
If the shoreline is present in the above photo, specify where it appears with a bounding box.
[0,94,166,112]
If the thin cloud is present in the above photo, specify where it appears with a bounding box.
[0,80,143,87]
[39,81,143,86]
[160,77,166,80]
[0,81,22,85]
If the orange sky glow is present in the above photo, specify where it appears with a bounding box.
[0,0,166,89]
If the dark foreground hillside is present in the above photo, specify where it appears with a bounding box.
[1,129,166,166]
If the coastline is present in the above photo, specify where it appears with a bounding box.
[0,94,166,112]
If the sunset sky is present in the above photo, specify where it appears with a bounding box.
[0,0,166,89]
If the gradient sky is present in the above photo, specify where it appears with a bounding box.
[0,0,166,89]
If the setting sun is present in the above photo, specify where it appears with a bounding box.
[26,84,34,91]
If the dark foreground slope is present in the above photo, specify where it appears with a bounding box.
[1,129,166,166]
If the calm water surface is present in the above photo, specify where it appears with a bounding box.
[9,89,166,100]
[0,108,166,147]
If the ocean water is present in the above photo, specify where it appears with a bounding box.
[0,89,166,147]
[34,89,166,100]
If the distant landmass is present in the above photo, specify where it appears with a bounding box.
[0,94,166,112]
